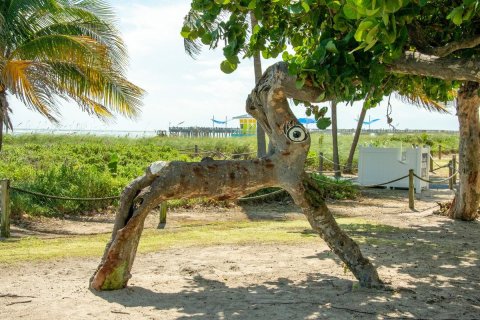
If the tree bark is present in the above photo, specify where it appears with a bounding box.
[448,82,480,221]
[344,105,367,174]
[331,101,341,178]
[91,61,382,291]
[388,52,480,82]
[0,90,8,152]
[251,14,267,158]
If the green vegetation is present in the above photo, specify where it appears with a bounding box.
[0,132,458,217]
[0,217,396,265]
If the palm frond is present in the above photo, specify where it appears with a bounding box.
[0,0,144,125]
[183,9,203,59]
[11,34,109,67]
[2,59,59,120]
[44,61,144,118]
[395,92,451,114]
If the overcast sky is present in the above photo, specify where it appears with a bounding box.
[9,0,459,131]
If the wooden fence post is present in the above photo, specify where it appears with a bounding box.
[408,169,415,210]
[194,145,199,157]
[429,154,434,172]
[158,203,167,229]
[438,145,442,160]
[448,160,453,190]
[1,179,11,238]
[318,152,324,174]
[452,155,457,185]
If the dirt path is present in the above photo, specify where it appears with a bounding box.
[1,189,479,319]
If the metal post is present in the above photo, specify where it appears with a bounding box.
[1,179,11,238]
[438,145,442,160]
[158,203,167,229]
[448,160,453,190]
[408,169,415,210]
[318,152,324,174]
[452,155,457,185]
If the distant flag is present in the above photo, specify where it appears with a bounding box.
[297,118,316,125]
[211,119,229,125]
[363,119,380,125]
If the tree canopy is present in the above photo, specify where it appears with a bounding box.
[182,0,479,122]
[0,0,144,132]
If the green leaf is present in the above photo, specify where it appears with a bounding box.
[180,26,191,38]
[289,3,304,14]
[296,77,306,89]
[384,0,402,13]
[326,0,342,10]
[365,25,379,44]
[316,117,332,129]
[201,32,213,45]
[248,0,256,10]
[354,20,375,42]
[319,106,328,116]
[301,1,310,12]
[220,60,237,74]
[325,40,338,53]
[315,92,326,102]
[382,13,389,26]
[447,7,464,25]
[365,8,380,16]
[343,3,358,19]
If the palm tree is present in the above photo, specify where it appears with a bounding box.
[0,0,144,151]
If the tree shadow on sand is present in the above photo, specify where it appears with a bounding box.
[94,217,479,319]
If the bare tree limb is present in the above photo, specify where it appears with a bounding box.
[388,51,480,82]
[430,35,480,58]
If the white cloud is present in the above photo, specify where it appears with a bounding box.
[9,0,459,132]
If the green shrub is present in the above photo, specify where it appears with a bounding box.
[309,173,358,200]
[0,132,456,217]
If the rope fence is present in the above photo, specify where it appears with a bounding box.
[10,186,120,201]
[238,189,288,202]
[0,153,460,238]
[413,171,458,184]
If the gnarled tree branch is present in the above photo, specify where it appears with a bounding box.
[90,62,382,291]
[388,51,480,82]
[430,35,480,58]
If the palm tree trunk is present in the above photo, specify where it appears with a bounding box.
[448,81,480,221]
[331,101,341,178]
[344,105,367,174]
[0,90,8,152]
[250,14,267,158]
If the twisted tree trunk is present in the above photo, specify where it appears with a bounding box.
[91,62,382,291]
[448,82,480,221]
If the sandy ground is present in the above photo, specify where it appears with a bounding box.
[1,188,479,319]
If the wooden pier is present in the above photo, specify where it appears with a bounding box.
[168,126,247,138]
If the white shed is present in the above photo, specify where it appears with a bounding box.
[358,146,430,194]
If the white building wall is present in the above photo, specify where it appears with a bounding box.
[358,146,430,194]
